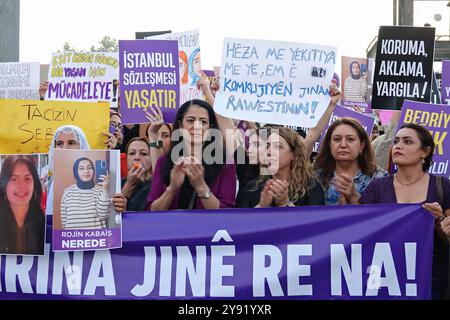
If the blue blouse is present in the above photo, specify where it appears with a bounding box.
[318,168,388,205]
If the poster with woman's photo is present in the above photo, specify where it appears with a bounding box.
[0,154,47,256]
[52,149,122,251]
[341,56,374,112]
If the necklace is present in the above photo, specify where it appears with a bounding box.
[395,173,426,187]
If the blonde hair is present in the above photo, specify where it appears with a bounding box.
[255,126,313,201]
[276,127,314,201]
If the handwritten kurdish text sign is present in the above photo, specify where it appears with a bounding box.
[119,40,180,124]
[47,52,119,104]
[0,205,433,299]
[442,61,450,105]
[399,100,450,178]
[147,30,202,104]
[0,62,40,100]
[372,26,435,110]
[214,38,336,127]
[0,99,109,154]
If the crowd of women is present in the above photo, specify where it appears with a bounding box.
[0,72,449,299]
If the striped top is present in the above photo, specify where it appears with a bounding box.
[61,185,110,229]
[344,77,367,103]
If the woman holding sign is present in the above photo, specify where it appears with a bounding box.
[236,127,324,208]
[0,155,45,255]
[360,123,450,299]
[147,99,236,210]
[314,118,387,205]
[46,125,127,216]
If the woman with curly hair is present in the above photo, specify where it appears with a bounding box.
[236,126,324,208]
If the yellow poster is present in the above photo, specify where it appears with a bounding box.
[0,99,109,153]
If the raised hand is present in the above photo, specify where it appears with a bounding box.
[329,79,341,105]
[103,132,118,149]
[145,105,165,140]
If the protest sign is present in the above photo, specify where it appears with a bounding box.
[119,40,180,124]
[341,56,374,112]
[213,38,336,127]
[0,153,47,256]
[441,61,450,105]
[47,52,119,107]
[0,204,433,299]
[52,149,121,251]
[313,104,375,152]
[398,100,450,178]
[147,30,202,104]
[431,72,441,104]
[372,26,435,110]
[0,62,40,100]
[0,99,109,154]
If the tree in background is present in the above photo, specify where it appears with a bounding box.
[59,36,119,53]
[58,42,77,52]
[90,36,118,52]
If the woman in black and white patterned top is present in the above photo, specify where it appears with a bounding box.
[61,157,110,229]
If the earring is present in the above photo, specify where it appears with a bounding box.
[422,158,425,164]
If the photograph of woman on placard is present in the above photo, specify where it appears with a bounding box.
[188,48,202,86]
[0,154,45,255]
[60,156,111,229]
[342,57,369,103]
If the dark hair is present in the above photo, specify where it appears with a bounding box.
[73,157,95,189]
[162,99,225,186]
[398,123,435,172]
[145,123,173,141]
[0,155,42,214]
[125,137,150,155]
[314,117,376,187]
[110,109,122,119]
[349,61,361,80]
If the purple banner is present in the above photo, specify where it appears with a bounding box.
[0,205,433,300]
[119,40,180,124]
[442,61,450,105]
[399,100,450,178]
[314,104,375,152]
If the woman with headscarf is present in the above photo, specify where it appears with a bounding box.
[61,157,110,229]
[188,48,201,86]
[343,61,368,103]
[45,125,91,216]
[46,125,126,216]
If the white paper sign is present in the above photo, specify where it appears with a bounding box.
[47,52,119,106]
[214,38,337,127]
[0,62,40,100]
[147,30,202,104]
